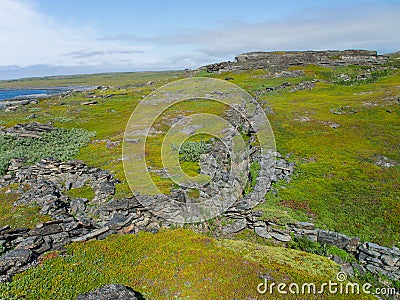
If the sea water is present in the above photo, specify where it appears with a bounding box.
[0,88,67,101]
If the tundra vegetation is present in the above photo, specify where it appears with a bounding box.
[0,54,399,298]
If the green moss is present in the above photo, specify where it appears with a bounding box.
[0,65,398,242]
[248,70,400,246]
[0,186,51,228]
[244,161,261,194]
[64,184,95,200]
[0,229,371,299]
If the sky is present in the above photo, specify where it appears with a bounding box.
[0,0,399,80]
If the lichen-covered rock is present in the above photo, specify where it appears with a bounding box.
[198,50,389,73]
[76,284,142,300]
[0,249,34,274]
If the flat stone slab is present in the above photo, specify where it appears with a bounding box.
[254,226,270,239]
[221,219,247,235]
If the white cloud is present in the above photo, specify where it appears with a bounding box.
[169,5,400,56]
[0,0,151,68]
[0,0,398,79]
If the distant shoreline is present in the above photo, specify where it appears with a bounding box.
[0,86,96,102]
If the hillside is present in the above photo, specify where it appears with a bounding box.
[0,50,399,299]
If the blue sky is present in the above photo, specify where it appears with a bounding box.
[0,0,399,79]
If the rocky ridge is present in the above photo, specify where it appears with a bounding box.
[198,50,390,73]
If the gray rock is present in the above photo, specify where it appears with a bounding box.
[381,254,399,267]
[15,236,44,250]
[358,244,381,258]
[29,223,63,236]
[329,122,340,129]
[317,230,351,248]
[49,232,70,249]
[221,219,247,234]
[294,222,314,230]
[364,264,394,279]
[254,226,270,239]
[71,227,110,242]
[76,284,142,300]
[374,156,397,168]
[345,237,359,253]
[269,231,291,242]
[34,236,52,254]
[341,263,355,277]
[0,249,33,273]
[351,262,365,276]
[367,242,395,255]
[332,254,343,264]
[105,214,132,230]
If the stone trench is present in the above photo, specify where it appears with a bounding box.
[0,120,399,285]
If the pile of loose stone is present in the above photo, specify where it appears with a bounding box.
[0,121,55,138]
[0,120,399,283]
[0,150,294,282]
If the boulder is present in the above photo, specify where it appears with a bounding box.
[254,226,270,239]
[269,231,291,242]
[0,249,34,273]
[317,230,351,248]
[221,219,247,235]
[76,284,142,300]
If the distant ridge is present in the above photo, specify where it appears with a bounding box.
[198,49,390,73]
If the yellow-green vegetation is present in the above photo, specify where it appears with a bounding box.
[144,99,227,193]
[64,184,95,200]
[0,229,373,299]
[0,71,182,88]
[0,62,398,299]
[0,186,50,228]
[0,65,398,245]
[251,68,400,246]
[197,65,399,246]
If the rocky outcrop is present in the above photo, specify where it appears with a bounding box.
[0,122,56,138]
[198,50,390,73]
[76,284,144,300]
[0,145,293,280]
[0,157,165,281]
[242,218,400,280]
[0,152,399,281]
[0,114,397,284]
[358,242,400,279]
[0,99,38,111]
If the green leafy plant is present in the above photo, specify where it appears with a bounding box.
[288,235,330,256]
[288,236,356,263]
[0,128,95,175]
[244,161,261,194]
[178,141,208,162]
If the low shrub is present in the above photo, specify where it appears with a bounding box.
[0,128,95,175]
[178,140,208,162]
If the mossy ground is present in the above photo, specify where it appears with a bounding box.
[0,229,373,300]
[0,62,398,297]
[0,186,50,228]
[197,66,399,246]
